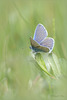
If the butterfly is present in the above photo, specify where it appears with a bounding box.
[30,24,55,53]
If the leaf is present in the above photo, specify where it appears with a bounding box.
[34,53,55,79]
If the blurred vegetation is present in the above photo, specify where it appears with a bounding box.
[0,0,67,100]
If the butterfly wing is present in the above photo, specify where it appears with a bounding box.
[33,24,48,44]
[40,37,55,53]
[30,37,40,47]
[30,37,49,52]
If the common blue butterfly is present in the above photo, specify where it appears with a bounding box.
[30,24,55,53]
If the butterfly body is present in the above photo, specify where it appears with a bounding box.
[30,24,54,53]
[30,46,44,52]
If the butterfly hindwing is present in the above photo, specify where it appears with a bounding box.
[40,37,54,53]
[30,37,49,52]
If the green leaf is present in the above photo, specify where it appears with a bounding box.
[34,53,55,79]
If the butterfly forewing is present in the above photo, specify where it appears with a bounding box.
[30,37,40,47]
[33,24,48,44]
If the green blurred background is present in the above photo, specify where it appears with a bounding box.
[0,0,67,100]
